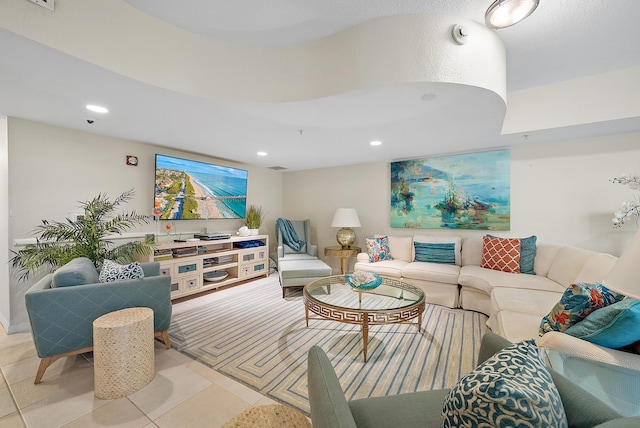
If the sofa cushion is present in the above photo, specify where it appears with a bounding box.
[98,260,145,283]
[354,260,407,279]
[51,257,99,288]
[574,253,618,284]
[492,311,547,342]
[413,235,462,265]
[461,238,482,266]
[565,298,640,348]
[547,246,596,287]
[442,339,567,427]
[481,235,521,273]
[366,236,394,263]
[402,261,460,285]
[284,243,307,254]
[379,235,413,262]
[413,242,455,264]
[459,265,565,296]
[491,287,563,317]
[539,282,624,335]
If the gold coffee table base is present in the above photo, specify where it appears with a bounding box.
[303,276,425,362]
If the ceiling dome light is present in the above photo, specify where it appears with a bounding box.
[86,104,109,113]
[485,0,539,29]
[370,140,382,146]
[257,151,268,156]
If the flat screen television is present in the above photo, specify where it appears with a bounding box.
[154,154,248,220]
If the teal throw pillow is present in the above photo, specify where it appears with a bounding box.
[366,236,393,263]
[98,260,145,283]
[51,257,99,288]
[565,298,640,348]
[413,242,455,264]
[442,339,568,428]
[539,282,624,336]
[488,234,537,275]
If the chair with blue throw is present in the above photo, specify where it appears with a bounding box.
[276,218,332,298]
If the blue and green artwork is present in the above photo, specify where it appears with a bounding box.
[390,150,510,230]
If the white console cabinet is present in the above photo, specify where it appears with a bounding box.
[138,235,269,299]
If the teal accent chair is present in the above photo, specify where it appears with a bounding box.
[276,219,332,298]
[25,258,172,384]
[307,332,630,428]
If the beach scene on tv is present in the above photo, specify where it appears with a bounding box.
[154,154,248,220]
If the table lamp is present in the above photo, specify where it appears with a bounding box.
[331,208,361,249]
[602,230,640,299]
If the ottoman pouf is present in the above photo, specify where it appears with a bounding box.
[223,404,311,428]
[93,307,155,399]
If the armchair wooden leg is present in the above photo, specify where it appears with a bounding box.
[155,330,171,349]
[35,357,54,384]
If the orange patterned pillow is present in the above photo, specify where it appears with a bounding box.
[481,236,521,273]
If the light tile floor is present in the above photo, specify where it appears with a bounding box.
[0,275,307,427]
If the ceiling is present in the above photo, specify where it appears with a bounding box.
[1,0,639,171]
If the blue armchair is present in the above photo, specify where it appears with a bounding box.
[24,257,172,384]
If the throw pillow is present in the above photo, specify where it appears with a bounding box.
[480,235,521,273]
[488,234,537,275]
[413,235,462,265]
[442,339,568,428]
[539,282,624,335]
[51,257,100,288]
[565,298,640,348]
[99,260,145,283]
[413,242,455,264]
[366,236,394,263]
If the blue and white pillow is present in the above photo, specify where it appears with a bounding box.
[442,339,568,428]
[99,260,145,283]
[413,242,455,264]
[366,236,394,263]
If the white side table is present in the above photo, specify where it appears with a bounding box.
[93,307,155,399]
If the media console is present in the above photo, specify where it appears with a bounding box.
[138,234,269,300]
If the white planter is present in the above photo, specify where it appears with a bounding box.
[249,229,259,236]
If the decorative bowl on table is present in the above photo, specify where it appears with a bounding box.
[345,271,382,290]
[203,271,229,282]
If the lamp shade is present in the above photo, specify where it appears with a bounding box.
[602,231,640,299]
[331,208,361,228]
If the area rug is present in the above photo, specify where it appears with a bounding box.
[169,275,488,415]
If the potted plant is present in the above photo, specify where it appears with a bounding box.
[11,189,154,280]
[244,205,264,235]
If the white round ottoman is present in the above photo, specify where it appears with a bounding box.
[93,307,155,399]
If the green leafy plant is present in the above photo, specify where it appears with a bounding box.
[244,205,264,229]
[11,189,153,280]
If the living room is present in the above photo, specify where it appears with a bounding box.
[1,0,640,426]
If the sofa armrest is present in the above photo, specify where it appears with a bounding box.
[141,261,160,277]
[477,331,512,365]
[307,244,318,257]
[538,331,640,371]
[307,346,357,428]
[356,253,369,263]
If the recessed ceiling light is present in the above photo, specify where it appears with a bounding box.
[86,104,109,113]
[257,151,268,156]
[370,140,382,146]
[485,0,539,29]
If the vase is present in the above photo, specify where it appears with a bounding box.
[249,229,259,236]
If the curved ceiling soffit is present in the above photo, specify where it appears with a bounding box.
[2,1,506,106]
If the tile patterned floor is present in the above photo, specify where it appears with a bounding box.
[0,277,308,427]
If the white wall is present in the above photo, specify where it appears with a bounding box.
[283,132,640,274]
[5,118,284,332]
[0,117,9,331]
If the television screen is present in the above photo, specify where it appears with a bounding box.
[154,154,248,220]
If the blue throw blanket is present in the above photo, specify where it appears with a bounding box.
[276,218,305,252]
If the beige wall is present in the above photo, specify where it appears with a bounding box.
[5,118,284,332]
[283,132,640,274]
[0,117,9,329]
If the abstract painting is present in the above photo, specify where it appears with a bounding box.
[390,150,510,230]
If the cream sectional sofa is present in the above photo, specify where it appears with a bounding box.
[354,235,618,343]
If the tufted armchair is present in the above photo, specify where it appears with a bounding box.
[24,257,172,384]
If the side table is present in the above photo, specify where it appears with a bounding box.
[324,245,361,274]
[93,307,155,399]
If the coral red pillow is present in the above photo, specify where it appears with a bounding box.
[481,236,521,273]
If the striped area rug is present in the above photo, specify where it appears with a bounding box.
[169,275,488,415]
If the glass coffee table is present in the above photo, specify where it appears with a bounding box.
[303,275,425,362]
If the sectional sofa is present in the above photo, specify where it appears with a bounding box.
[354,235,618,343]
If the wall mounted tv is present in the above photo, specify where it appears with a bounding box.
[154,154,248,220]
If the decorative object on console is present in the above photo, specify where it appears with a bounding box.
[244,205,264,235]
[331,208,361,248]
[11,189,153,280]
[365,236,394,263]
[611,173,639,228]
[390,150,510,230]
[539,282,624,335]
[603,230,640,299]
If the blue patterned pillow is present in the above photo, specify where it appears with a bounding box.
[539,282,624,335]
[442,340,568,428]
[413,242,455,264]
[99,260,145,283]
[565,298,640,348]
[366,236,394,263]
